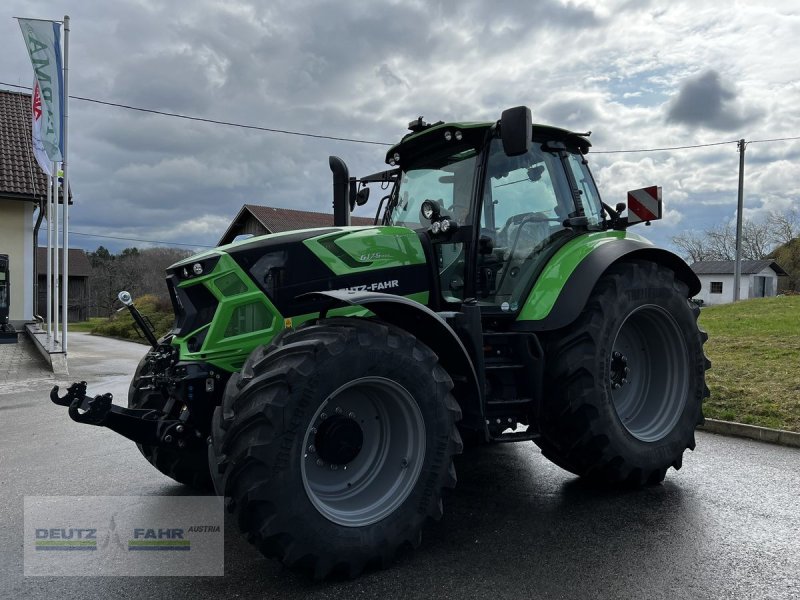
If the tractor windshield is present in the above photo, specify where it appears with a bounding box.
[388,148,478,229]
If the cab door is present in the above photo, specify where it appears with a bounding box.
[474,139,576,313]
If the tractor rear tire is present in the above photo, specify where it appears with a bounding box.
[210,318,462,579]
[536,260,709,486]
[128,354,214,490]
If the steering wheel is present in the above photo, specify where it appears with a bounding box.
[493,212,559,298]
[499,213,559,256]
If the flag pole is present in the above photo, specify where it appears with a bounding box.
[61,14,69,353]
[53,162,59,345]
[46,171,52,340]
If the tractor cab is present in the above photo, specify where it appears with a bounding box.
[381,107,605,316]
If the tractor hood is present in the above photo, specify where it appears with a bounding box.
[164,226,430,371]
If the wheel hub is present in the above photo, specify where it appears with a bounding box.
[609,351,630,389]
[314,415,363,465]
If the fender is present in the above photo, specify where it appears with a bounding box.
[305,290,484,430]
[515,237,700,332]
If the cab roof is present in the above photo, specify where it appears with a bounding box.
[385,120,592,166]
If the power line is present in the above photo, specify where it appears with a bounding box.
[591,140,738,154]
[4,80,799,153]
[749,135,800,144]
[69,230,215,248]
[0,80,391,146]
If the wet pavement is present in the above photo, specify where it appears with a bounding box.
[0,333,798,599]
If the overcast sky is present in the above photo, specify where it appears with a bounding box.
[2,0,798,254]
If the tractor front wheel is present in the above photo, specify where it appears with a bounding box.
[127,355,214,490]
[536,260,709,486]
[210,318,462,578]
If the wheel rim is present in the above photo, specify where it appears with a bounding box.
[609,304,690,442]
[300,377,426,527]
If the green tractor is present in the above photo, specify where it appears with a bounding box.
[52,106,709,578]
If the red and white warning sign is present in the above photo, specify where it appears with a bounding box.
[626,186,663,224]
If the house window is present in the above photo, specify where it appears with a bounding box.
[710,281,723,294]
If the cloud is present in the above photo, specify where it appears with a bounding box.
[665,70,760,132]
[2,0,797,258]
[375,64,407,88]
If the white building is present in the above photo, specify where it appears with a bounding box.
[0,89,70,327]
[0,90,46,326]
[690,260,788,305]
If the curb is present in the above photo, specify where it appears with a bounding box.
[698,418,800,449]
[24,324,69,376]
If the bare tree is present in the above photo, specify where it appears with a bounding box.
[767,208,799,247]
[706,222,737,261]
[87,246,191,317]
[672,207,798,263]
[671,231,714,263]
[742,219,774,261]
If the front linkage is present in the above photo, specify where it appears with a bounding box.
[50,381,204,449]
[50,291,221,453]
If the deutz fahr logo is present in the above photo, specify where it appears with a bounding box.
[129,528,190,551]
[35,528,98,551]
[340,280,399,292]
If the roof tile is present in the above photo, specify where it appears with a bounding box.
[0,90,49,200]
[243,204,374,233]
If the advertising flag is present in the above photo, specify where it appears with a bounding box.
[31,79,52,175]
[18,18,64,162]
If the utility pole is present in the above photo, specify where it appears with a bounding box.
[733,139,746,301]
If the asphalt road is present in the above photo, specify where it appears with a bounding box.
[1,333,798,599]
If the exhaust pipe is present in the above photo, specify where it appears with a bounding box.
[329,156,351,226]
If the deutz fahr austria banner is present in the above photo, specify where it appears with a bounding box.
[18,18,64,163]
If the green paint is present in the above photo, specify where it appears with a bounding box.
[171,235,431,374]
[516,230,651,321]
[303,227,426,275]
[128,540,191,546]
[171,253,284,372]
[35,540,97,547]
[201,291,430,373]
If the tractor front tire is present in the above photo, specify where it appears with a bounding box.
[537,260,709,486]
[211,318,462,579]
[128,355,214,490]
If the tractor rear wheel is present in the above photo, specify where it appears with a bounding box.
[127,354,214,490]
[536,260,709,486]
[210,318,462,579]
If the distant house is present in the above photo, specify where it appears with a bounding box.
[36,248,91,322]
[690,260,788,305]
[218,204,374,246]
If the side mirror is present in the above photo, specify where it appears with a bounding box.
[500,106,532,157]
[420,199,441,222]
[355,187,370,207]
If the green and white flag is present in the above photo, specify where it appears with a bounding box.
[18,18,64,162]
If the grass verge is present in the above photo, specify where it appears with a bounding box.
[700,295,800,432]
[69,318,108,333]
